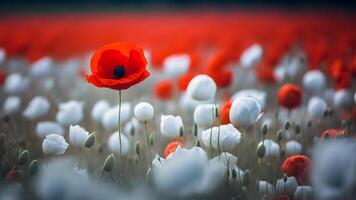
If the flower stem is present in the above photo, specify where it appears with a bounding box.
[78,145,85,169]
[144,122,152,168]
[118,90,122,157]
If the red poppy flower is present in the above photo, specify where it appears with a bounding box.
[256,65,277,83]
[206,69,232,88]
[278,83,302,110]
[320,129,346,140]
[220,100,232,125]
[163,141,183,158]
[178,73,196,91]
[154,79,174,100]
[0,69,7,86]
[86,42,150,90]
[281,155,311,185]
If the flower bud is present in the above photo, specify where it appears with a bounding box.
[179,126,184,137]
[28,159,39,175]
[17,150,29,165]
[277,130,283,141]
[295,124,301,134]
[103,154,114,172]
[84,133,95,148]
[135,141,140,155]
[284,120,291,130]
[149,134,154,147]
[243,170,250,186]
[262,123,268,136]
[257,143,266,158]
[195,140,201,147]
[231,168,237,179]
[193,123,198,137]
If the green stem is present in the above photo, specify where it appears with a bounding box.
[118,90,122,157]
[144,122,152,168]
[78,145,85,169]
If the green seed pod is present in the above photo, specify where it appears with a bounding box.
[135,141,140,155]
[84,133,96,148]
[17,150,29,165]
[193,123,198,137]
[257,143,266,158]
[149,134,154,147]
[284,120,291,130]
[243,170,250,186]
[103,154,114,172]
[179,126,184,137]
[262,123,268,136]
[295,124,301,134]
[195,140,201,147]
[231,168,237,179]
[130,126,135,137]
[28,159,39,175]
[277,130,283,141]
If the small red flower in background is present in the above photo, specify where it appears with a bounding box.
[220,100,232,125]
[256,65,277,84]
[178,73,196,91]
[278,83,302,110]
[0,69,7,86]
[206,69,232,88]
[281,155,311,185]
[163,140,183,158]
[320,129,346,140]
[329,59,352,90]
[86,42,150,90]
[154,79,174,100]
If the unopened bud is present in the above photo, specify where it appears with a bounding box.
[84,133,96,148]
[103,154,114,172]
[284,121,291,130]
[231,168,237,179]
[262,123,268,135]
[243,170,250,186]
[193,123,198,137]
[295,124,301,134]
[283,174,288,182]
[257,143,266,158]
[130,126,135,136]
[179,126,184,137]
[17,150,29,165]
[215,106,219,118]
[28,159,39,175]
[135,141,140,155]
[277,130,283,141]
[149,134,154,147]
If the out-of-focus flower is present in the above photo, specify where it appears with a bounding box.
[91,100,110,123]
[86,42,150,90]
[232,89,267,109]
[194,104,215,127]
[178,73,195,91]
[0,69,7,86]
[56,101,83,125]
[240,44,263,68]
[333,89,353,111]
[102,103,131,130]
[312,141,356,200]
[307,96,327,119]
[258,139,280,157]
[134,102,154,123]
[163,54,190,77]
[23,96,50,119]
[160,115,183,138]
[229,96,262,128]
[201,124,241,151]
[42,134,69,155]
[259,181,275,197]
[285,140,302,156]
[302,70,326,93]
[163,140,183,158]
[220,101,232,125]
[274,57,304,82]
[69,125,89,147]
[282,155,311,185]
[187,75,216,101]
[276,176,298,196]
[30,57,52,78]
[107,131,130,155]
[179,92,213,114]
[36,121,64,138]
[2,96,21,115]
[320,129,345,140]
[124,118,140,136]
[154,80,174,100]
[278,84,302,110]
[294,186,312,200]
[4,73,30,93]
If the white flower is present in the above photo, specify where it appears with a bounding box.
[229,96,262,127]
[160,115,184,138]
[333,89,353,110]
[23,96,50,119]
[134,102,154,122]
[276,176,298,196]
[42,134,68,155]
[102,103,131,130]
[163,54,190,77]
[56,101,83,125]
[36,121,64,138]
[30,57,53,78]
[3,96,21,115]
[194,104,215,127]
[286,140,302,156]
[124,118,140,136]
[307,96,327,119]
[201,124,241,151]
[294,186,312,200]
[274,57,304,82]
[187,75,217,101]
[91,100,110,123]
[240,44,263,68]
[231,89,267,109]
[258,139,280,157]
[179,92,213,114]
[258,181,274,197]
[107,132,130,155]
[69,125,89,146]
[210,152,238,170]
[302,70,326,93]
[4,73,30,93]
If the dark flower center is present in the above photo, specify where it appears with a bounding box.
[113,65,125,78]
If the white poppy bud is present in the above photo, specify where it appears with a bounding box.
[56,101,83,125]
[187,75,217,101]
[134,102,154,122]
[91,100,110,123]
[258,181,274,197]
[240,44,263,68]
[194,104,215,127]
[232,89,266,109]
[201,124,241,151]
[163,54,190,77]
[257,139,280,157]
[4,73,30,94]
[276,176,298,196]
[302,70,326,93]
[30,57,52,78]
[23,96,50,119]
[333,89,353,110]
[3,96,21,115]
[36,121,64,138]
[160,115,184,138]
[294,186,312,200]
[285,140,302,156]
[102,103,131,130]
[69,125,89,146]
[229,97,262,127]
[42,134,68,155]
[307,96,327,119]
[107,132,130,155]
